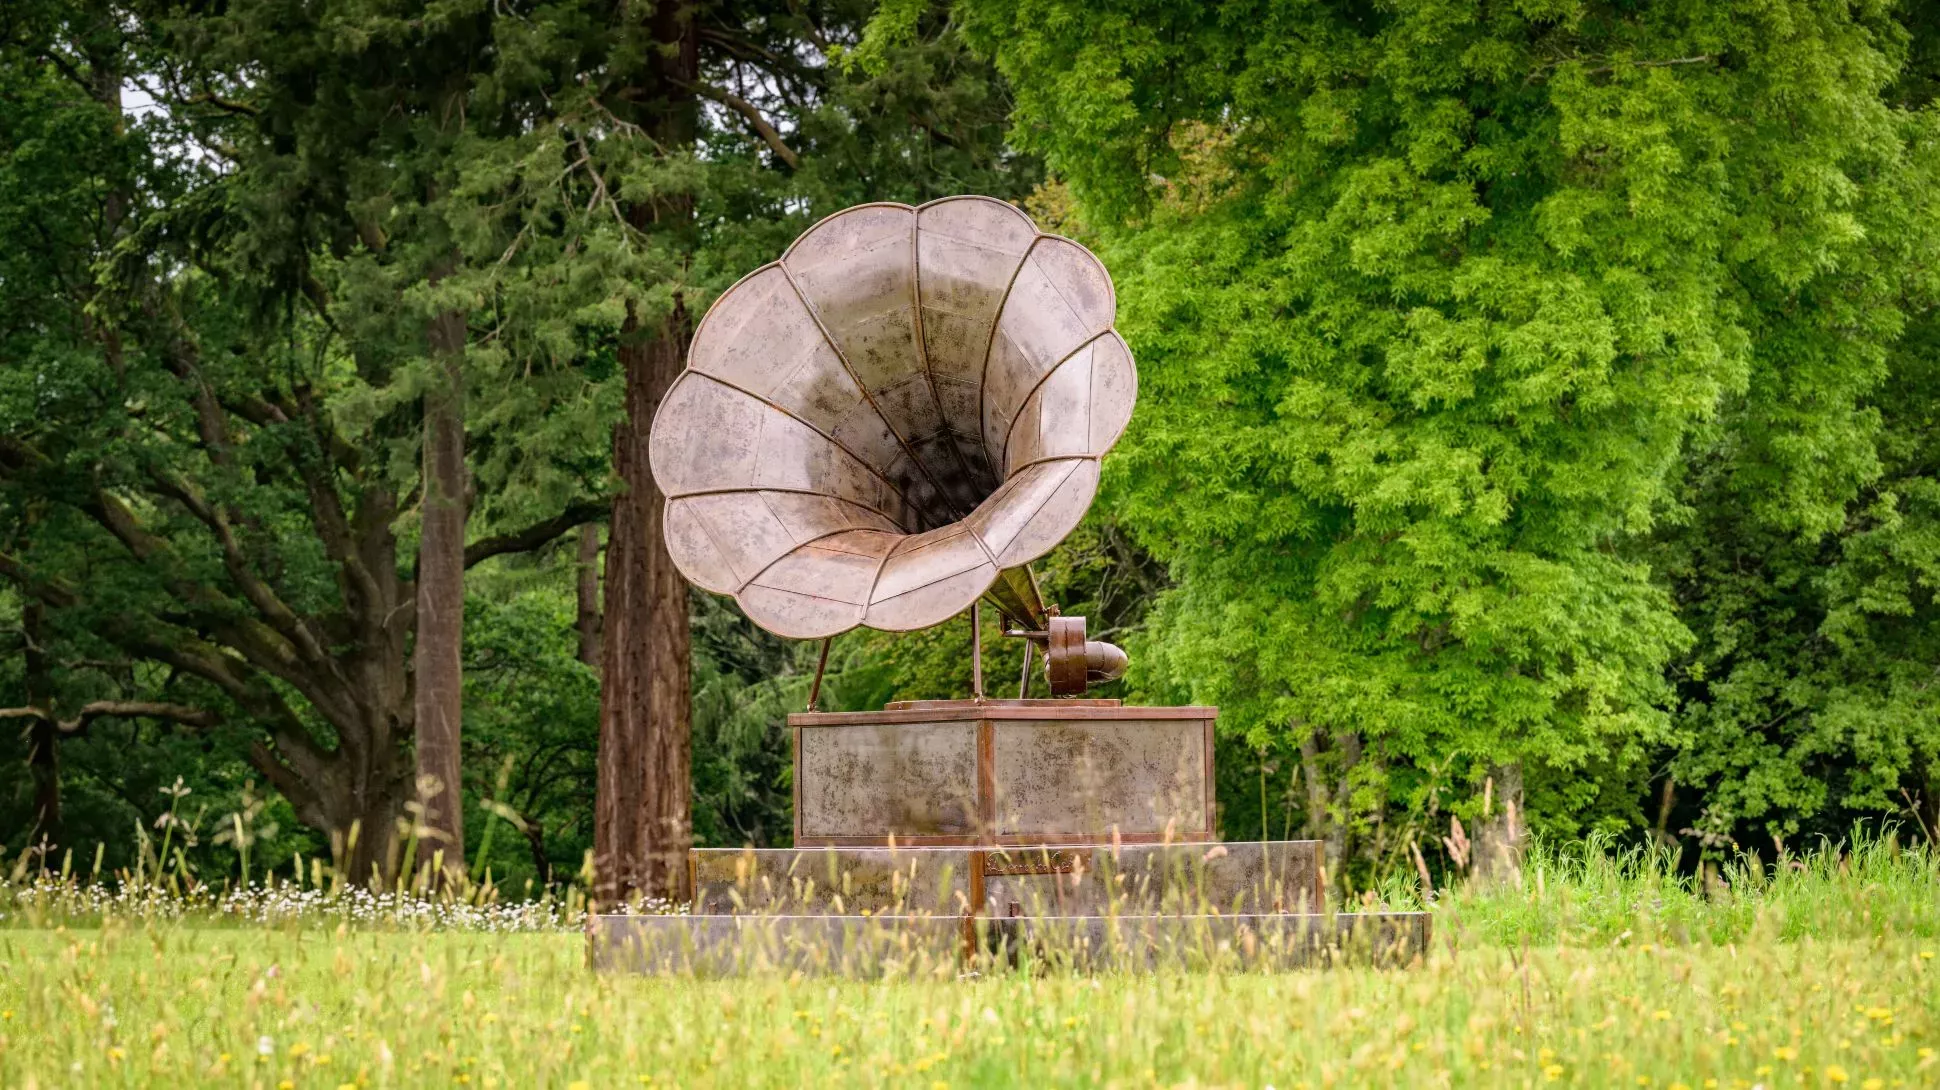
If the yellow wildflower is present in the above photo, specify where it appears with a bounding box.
[1826,1065,1849,1083]
[1775,1047,1799,1062]
[1544,1064,1565,1080]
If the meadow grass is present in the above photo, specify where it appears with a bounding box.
[0,837,1935,1089]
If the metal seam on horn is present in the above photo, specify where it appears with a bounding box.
[981,458,1084,566]
[995,452,1103,481]
[777,200,919,262]
[665,372,917,532]
[997,327,1115,476]
[909,203,988,509]
[778,247,969,528]
[859,527,903,619]
[663,487,908,538]
[738,523,892,633]
[974,232,1044,481]
[680,495,756,593]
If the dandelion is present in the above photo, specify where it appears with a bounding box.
[1774,1047,1798,1062]
[1825,1065,1849,1083]
[1543,1063,1564,1080]
[1652,1010,1671,1021]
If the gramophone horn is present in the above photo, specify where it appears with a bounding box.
[648,196,1135,671]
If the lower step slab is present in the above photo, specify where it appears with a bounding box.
[690,841,1325,917]
[588,911,1431,976]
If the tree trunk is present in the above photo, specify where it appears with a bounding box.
[412,307,469,885]
[595,301,694,907]
[22,600,59,855]
[576,524,602,668]
[592,0,698,909]
[1471,761,1526,885]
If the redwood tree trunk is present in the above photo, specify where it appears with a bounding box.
[595,301,694,907]
[592,0,698,909]
[412,307,469,884]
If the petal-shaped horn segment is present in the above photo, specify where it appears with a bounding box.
[648,196,1137,640]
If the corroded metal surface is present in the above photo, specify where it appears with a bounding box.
[795,720,980,839]
[988,912,1432,971]
[981,841,1324,918]
[685,841,1323,919]
[647,197,1136,640]
[589,913,967,977]
[589,910,1432,975]
[990,717,1208,840]
[691,846,975,915]
[792,703,1215,846]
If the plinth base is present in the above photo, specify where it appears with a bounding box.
[588,910,1431,976]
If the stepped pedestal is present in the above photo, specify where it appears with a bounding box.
[589,700,1429,974]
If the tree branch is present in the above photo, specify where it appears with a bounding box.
[145,466,331,665]
[0,700,217,736]
[464,499,610,569]
[0,552,80,609]
[687,82,801,169]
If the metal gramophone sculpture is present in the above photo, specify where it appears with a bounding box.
[648,195,1129,697]
[593,198,1429,973]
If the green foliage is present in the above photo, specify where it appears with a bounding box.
[951,0,1940,863]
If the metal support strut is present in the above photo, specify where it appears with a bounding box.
[805,637,832,712]
[970,601,985,702]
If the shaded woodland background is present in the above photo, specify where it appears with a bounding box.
[3,0,1938,896]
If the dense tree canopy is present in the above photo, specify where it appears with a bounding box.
[950,0,1940,865]
[3,0,1937,891]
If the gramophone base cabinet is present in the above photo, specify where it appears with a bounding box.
[588,699,1431,974]
[791,699,1215,847]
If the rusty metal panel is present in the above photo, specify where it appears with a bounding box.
[980,841,1323,918]
[795,719,979,839]
[792,702,1216,846]
[590,914,968,977]
[590,911,1431,975]
[691,847,974,916]
[990,716,1209,840]
[985,912,1432,971]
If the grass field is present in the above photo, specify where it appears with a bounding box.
[0,839,1935,1088]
